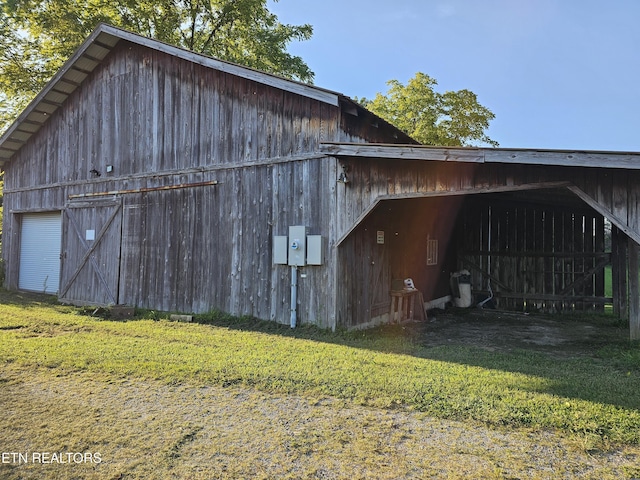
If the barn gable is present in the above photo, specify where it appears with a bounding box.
[0,23,416,165]
[0,24,409,329]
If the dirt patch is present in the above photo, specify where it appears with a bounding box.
[1,365,638,480]
[402,309,628,358]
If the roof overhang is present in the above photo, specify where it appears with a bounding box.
[319,142,640,169]
[0,23,346,166]
[0,26,122,164]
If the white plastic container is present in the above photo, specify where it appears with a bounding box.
[451,270,472,308]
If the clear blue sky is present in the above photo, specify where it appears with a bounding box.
[268,0,640,151]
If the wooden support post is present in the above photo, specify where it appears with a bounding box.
[629,237,640,341]
[612,226,619,315]
[619,233,629,320]
[595,215,605,312]
[612,226,628,319]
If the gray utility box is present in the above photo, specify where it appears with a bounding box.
[273,226,323,266]
[288,225,307,266]
[306,235,322,265]
[273,236,289,265]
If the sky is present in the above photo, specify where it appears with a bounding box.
[268,0,640,152]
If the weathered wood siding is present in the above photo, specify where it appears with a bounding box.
[334,158,633,326]
[334,159,576,244]
[4,157,340,327]
[0,35,421,330]
[3,40,407,328]
[337,196,460,328]
[458,197,607,312]
[334,159,568,325]
[572,169,640,244]
[334,157,640,252]
[101,159,337,324]
[6,42,342,185]
[7,35,640,332]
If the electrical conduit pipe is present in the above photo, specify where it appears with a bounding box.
[290,265,298,328]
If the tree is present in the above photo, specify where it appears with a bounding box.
[359,72,498,147]
[0,0,314,130]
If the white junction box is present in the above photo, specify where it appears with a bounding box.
[288,225,307,266]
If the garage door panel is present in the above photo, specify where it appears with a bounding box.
[19,212,62,294]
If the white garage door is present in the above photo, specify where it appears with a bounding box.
[19,212,62,294]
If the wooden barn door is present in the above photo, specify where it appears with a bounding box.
[338,221,393,327]
[59,199,123,306]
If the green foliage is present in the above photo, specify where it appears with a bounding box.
[0,0,314,131]
[359,72,498,147]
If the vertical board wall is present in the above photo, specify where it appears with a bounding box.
[458,197,607,312]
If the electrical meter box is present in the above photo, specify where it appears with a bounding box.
[288,226,307,266]
[274,228,323,266]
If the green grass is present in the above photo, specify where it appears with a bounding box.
[1,290,639,448]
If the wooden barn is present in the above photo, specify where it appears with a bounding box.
[1,24,639,339]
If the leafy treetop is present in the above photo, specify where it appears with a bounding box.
[358,72,498,147]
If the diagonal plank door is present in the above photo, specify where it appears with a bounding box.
[59,199,123,306]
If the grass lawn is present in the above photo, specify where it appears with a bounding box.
[1,290,639,479]
[605,264,613,298]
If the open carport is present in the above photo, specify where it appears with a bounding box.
[322,143,640,340]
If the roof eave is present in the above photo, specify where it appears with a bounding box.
[319,142,640,169]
